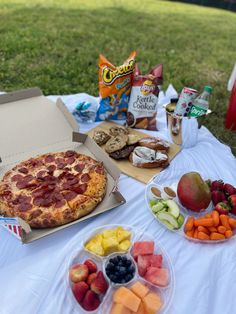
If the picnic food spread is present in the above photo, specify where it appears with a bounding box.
[0,151,107,228]
[67,225,174,313]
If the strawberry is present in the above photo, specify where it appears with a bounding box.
[72,281,89,303]
[84,259,97,274]
[87,272,97,286]
[211,190,226,205]
[210,180,224,191]
[231,206,236,216]
[90,271,108,295]
[82,290,100,311]
[69,264,89,283]
[214,202,230,215]
[223,183,236,196]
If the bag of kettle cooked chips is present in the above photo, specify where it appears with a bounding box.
[126,64,163,130]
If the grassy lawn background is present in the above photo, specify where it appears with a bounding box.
[0,0,236,154]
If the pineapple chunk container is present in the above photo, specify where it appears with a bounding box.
[67,224,175,313]
[145,168,236,243]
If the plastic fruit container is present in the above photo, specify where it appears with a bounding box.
[146,168,236,243]
[67,224,175,313]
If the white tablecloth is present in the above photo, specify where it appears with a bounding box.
[1,94,236,314]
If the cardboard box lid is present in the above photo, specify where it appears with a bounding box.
[0,87,78,161]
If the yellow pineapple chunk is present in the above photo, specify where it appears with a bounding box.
[85,241,104,256]
[102,236,119,255]
[102,229,117,238]
[116,227,131,243]
[118,239,131,252]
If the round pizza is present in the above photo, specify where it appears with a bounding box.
[0,150,107,228]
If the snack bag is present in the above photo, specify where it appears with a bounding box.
[126,64,163,130]
[96,51,136,121]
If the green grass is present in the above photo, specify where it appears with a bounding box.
[0,0,236,154]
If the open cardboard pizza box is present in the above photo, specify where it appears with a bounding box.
[87,122,181,184]
[0,88,125,243]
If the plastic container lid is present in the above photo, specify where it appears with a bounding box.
[204,86,213,94]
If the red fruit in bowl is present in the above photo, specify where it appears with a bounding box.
[82,290,100,311]
[215,202,230,215]
[177,172,211,212]
[224,184,236,196]
[69,264,89,283]
[90,271,108,295]
[87,272,97,286]
[84,259,97,274]
[231,206,236,216]
[72,281,89,303]
[228,195,236,207]
[210,180,224,191]
[211,190,226,205]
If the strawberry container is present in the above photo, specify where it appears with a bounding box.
[66,224,175,313]
[146,168,236,244]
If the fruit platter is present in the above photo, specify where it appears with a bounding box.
[146,169,236,243]
[67,224,175,313]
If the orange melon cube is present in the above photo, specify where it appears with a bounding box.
[113,287,141,312]
[110,303,131,314]
[143,292,162,314]
[130,281,149,299]
[132,301,145,314]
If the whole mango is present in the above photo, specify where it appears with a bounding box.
[177,172,211,212]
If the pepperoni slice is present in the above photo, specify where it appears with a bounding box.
[66,156,75,165]
[48,165,56,174]
[58,162,66,169]
[74,163,85,172]
[18,202,32,211]
[95,166,104,174]
[80,173,90,183]
[71,183,87,194]
[45,155,55,163]
[55,158,65,165]
[13,195,31,204]
[37,170,48,179]
[18,167,28,174]
[68,178,79,186]
[0,190,12,200]
[62,182,70,190]
[33,197,52,207]
[24,175,34,182]
[11,174,24,182]
[65,150,76,157]
[64,191,77,201]
[55,199,66,208]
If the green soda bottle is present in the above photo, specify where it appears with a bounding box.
[188,86,212,117]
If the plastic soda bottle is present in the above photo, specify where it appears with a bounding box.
[188,86,212,117]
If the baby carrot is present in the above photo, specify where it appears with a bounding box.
[212,211,220,227]
[197,226,210,235]
[205,213,212,218]
[193,228,198,239]
[184,217,194,232]
[217,226,226,234]
[228,218,236,229]
[208,226,217,233]
[225,230,233,238]
[186,230,194,238]
[198,231,210,241]
[210,232,225,240]
[219,215,231,231]
[194,218,214,227]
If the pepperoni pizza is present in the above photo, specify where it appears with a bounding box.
[0,150,107,228]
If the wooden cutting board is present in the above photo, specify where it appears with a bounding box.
[87,122,181,184]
